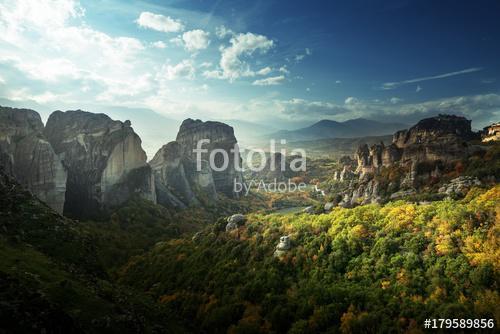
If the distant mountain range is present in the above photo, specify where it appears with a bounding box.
[267,118,408,142]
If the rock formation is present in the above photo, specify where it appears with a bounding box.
[0,106,66,213]
[438,176,481,197]
[333,156,356,181]
[151,118,244,208]
[274,236,291,257]
[44,110,154,218]
[482,122,500,142]
[175,119,243,198]
[336,115,482,206]
[150,141,217,208]
[355,115,477,182]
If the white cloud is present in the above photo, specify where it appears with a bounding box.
[257,67,272,76]
[382,67,483,90]
[136,12,184,33]
[159,60,195,80]
[295,54,305,62]
[14,58,81,82]
[215,25,234,39]
[266,93,500,127]
[0,0,151,105]
[152,41,167,49]
[181,29,210,52]
[6,88,67,104]
[207,32,274,81]
[390,97,403,104]
[252,75,285,86]
[294,48,312,63]
[344,96,359,105]
[169,36,183,46]
[279,66,290,74]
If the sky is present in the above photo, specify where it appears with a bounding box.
[0,0,499,138]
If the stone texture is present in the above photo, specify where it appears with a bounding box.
[44,110,153,218]
[337,114,480,207]
[324,202,334,212]
[176,119,243,198]
[0,106,66,213]
[227,214,246,225]
[333,156,356,182]
[481,122,500,142]
[150,140,217,208]
[274,236,291,257]
[438,176,481,197]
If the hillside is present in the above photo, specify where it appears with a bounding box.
[119,186,500,333]
[284,135,393,159]
[267,118,407,142]
[0,170,185,333]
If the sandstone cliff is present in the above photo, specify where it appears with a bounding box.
[150,141,217,208]
[0,106,66,213]
[175,119,243,198]
[44,110,154,218]
[150,118,243,208]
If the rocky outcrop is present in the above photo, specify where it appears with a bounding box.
[339,179,381,207]
[333,156,356,181]
[151,118,243,208]
[227,214,246,225]
[0,106,66,213]
[355,115,478,181]
[393,115,477,148]
[44,110,154,218]
[274,236,291,257]
[482,122,500,142]
[333,115,482,208]
[438,176,481,197]
[176,119,243,198]
[150,141,198,208]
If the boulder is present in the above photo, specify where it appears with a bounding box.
[225,221,238,232]
[227,214,246,226]
[0,106,66,213]
[274,236,291,257]
[324,202,335,212]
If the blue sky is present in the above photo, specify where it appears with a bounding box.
[0,0,499,134]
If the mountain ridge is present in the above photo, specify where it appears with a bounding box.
[267,118,408,141]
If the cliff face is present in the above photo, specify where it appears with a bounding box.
[338,115,481,206]
[150,141,217,208]
[175,119,243,198]
[0,107,66,213]
[44,110,153,218]
[356,115,477,178]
